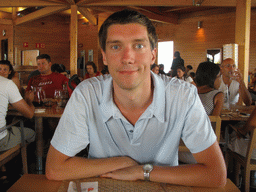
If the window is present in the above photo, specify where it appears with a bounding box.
[157,41,173,73]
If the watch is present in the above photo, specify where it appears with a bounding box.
[143,164,153,181]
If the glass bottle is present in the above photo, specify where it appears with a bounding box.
[61,82,69,107]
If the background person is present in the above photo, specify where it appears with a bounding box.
[46,9,226,188]
[219,58,252,108]
[170,51,184,77]
[0,60,21,91]
[195,61,224,116]
[186,65,193,76]
[26,54,72,98]
[175,65,196,86]
[83,61,102,80]
[158,64,166,75]
[150,63,159,74]
[0,75,35,179]
[228,106,256,160]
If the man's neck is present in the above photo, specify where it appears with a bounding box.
[41,71,52,76]
[222,75,231,87]
[113,78,153,125]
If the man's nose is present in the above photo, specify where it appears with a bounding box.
[122,47,135,64]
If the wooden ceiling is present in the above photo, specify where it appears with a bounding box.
[0,0,255,26]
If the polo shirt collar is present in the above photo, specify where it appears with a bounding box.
[100,72,165,123]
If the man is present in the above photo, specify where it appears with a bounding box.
[46,9,226,187]
[186,65,193,76]
[26,54,72,98]
[170,51,184,77]
[0,75,35,152]
[150,63,159,75]
[158,64,166,75]
[219,58,252,108]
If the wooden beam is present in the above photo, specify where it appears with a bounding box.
[0,0,66,7]
[77,0,239,7]
[129,6,178,24]
[14,6,69,25]
[235,0,251,87]
[65,0,76,5]
[70,5,78,76]
[77,7,97,25]
[0,18,12,25]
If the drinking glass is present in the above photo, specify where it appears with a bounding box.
[54,89,63,107]
[33,87,46,107]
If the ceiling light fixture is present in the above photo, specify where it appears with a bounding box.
[198,21,202,29]
[193,0,204,6]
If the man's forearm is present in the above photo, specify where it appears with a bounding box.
[239,81,252,105]
[150,163,226,187]
[102,141,227,188]
[46,151,138,181]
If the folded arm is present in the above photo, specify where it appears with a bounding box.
[45,145,138,181]
[11,92,35,119]
[101,141,227,188]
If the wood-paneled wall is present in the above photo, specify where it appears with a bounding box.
[14,15,70,68]
[156,9,256,72]
[1,8,256,77]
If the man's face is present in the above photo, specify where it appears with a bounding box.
[0,64,11,78]
[221,60,236,78]
[37,58,52,75]
[101,23,156,91]
[86,65,95,75]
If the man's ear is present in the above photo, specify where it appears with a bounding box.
[101,49,108,66]
[151,48,157,65]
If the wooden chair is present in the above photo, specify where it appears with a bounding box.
[0,118,28,174]
[179,116,222,152]
[228,127,256,192]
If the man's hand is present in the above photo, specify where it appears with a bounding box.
[231,69,243,83]
[25,90,34,104]
[100,165,144,181]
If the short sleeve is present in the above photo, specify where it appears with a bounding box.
[8,80,23,104]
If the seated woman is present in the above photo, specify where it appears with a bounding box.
[195,61,224,116]
[179,62,224,164]
[174,65,196,86]
[83,61,102,80]
[0,60,21,91]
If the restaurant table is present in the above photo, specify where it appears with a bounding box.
[7,174,240,192]
[7,105,64,174]
[220,105,255,121]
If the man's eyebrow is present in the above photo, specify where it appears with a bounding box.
[106,40,121,44]
[106,38,149,44]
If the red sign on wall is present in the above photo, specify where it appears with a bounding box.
[36,43,40,48]
[35,43,45,49]
[40,43,45,49]
[23,42,28,47]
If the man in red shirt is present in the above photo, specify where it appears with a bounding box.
[26,54,72,98]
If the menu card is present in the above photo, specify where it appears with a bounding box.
[67,181,98,192]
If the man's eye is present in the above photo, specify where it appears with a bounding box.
[111,45,119,50]
[135,44,144,49]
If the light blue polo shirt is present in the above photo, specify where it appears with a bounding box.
[51,73,216,166]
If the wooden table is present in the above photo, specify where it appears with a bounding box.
[8,105,64,174]
[220,105,255,121]
[7,174,240,192]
